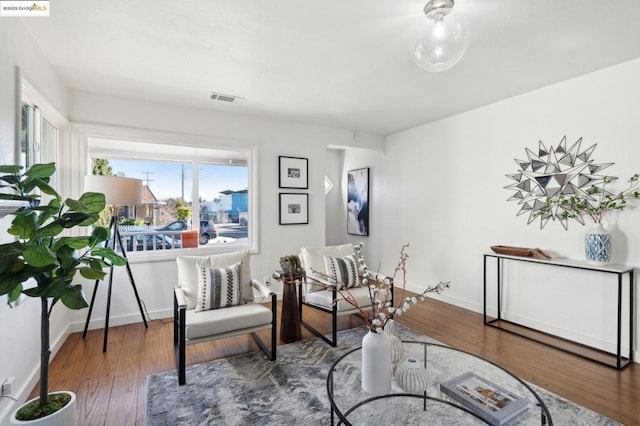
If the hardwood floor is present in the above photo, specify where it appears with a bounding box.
[31,296,639,425]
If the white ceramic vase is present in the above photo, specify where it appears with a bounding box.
[395,357,429,395]
[584,222,611,264]
[361,330,392,395]
[10,391,77,426]
[383,319,404,372]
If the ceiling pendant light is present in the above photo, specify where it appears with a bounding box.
[412,0,470,72]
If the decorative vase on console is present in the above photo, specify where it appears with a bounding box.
[361,330,392,395]
[383,319,404,374]
[584,222,612,264]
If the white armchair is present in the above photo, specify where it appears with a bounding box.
[298,243,393,347]
[173,250,276,385]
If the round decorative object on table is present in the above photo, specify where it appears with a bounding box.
[383,319,404,373]
[395,357,429,395]
[361,330,392,395]
[585,222,611,264]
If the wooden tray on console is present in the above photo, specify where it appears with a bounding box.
[490,245,551,260]
[490,245,533,257]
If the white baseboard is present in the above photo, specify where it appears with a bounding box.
[67,308,174,334]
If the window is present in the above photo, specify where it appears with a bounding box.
[88,137,254,257]
[20,86,60,169]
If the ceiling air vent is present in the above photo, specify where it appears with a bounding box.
[210,92,244,103]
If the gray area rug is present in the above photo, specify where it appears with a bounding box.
[146,325,619,425]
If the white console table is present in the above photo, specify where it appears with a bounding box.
[483,253,634,370]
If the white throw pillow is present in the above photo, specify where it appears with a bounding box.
[195,261,244,312]
[324,254,360,289]
[177,250,253,310]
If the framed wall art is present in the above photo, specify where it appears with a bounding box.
[279,193,309,225]
[279,156,308,189]
[347,167,369,236]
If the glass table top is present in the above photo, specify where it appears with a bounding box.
[327,340,552,426]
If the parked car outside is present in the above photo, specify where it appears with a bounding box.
[107,232,182,252]
[158,220,217,245]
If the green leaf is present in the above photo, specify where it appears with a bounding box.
[32,178,59,198]
[78,267,107,280]
[32,221,64,239]
[79,192,107,214]
[59,212,94,228]
[7,283,23,303]
[60,285,88,310]
[0,272,22,296]
[8,213,37,239]
[0,165,23,174]
[53,236,91,250]
[65,193,106,214]
[91,226,111,245]
[23,245,57,268]
[92,247,127,266]
[56,245,79,270]
[88,258,103,270]
[30,276,68,298]
[25,163,56,179]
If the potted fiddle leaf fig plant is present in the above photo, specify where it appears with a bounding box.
[0,163,126,424]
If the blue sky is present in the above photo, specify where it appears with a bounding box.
[107,159,248,202]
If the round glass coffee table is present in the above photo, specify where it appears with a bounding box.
[327,341,553,425]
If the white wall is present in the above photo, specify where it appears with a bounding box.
[325,148,345,244]
[0,20,72,424]
[381,58,640,361]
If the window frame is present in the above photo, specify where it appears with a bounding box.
[81,128,259,262]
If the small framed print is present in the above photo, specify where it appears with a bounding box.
[279,193,309,225]
[279,156,308,189]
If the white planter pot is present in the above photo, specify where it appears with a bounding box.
[361,330,392,395]
[10,392,77,426]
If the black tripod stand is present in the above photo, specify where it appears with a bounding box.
[82,214,148,352]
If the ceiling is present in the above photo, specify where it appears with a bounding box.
[23,0,640,136]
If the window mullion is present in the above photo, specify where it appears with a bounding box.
[192,160,199,229]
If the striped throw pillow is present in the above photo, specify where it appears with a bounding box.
[195,261,244,312]
[324,255,360,289]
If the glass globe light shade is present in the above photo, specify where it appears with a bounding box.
[412,12,470,72]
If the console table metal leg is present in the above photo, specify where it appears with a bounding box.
[483,255,487,323]
[616,274,623,369]
[496,258,502,320]
[630,270,635,363]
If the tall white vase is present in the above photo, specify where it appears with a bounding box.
[361,330,392,395]
[584,222,611,264]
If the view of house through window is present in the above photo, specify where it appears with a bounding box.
[90,153,249,252]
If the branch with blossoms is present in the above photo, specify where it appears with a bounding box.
[311,243,450,333]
